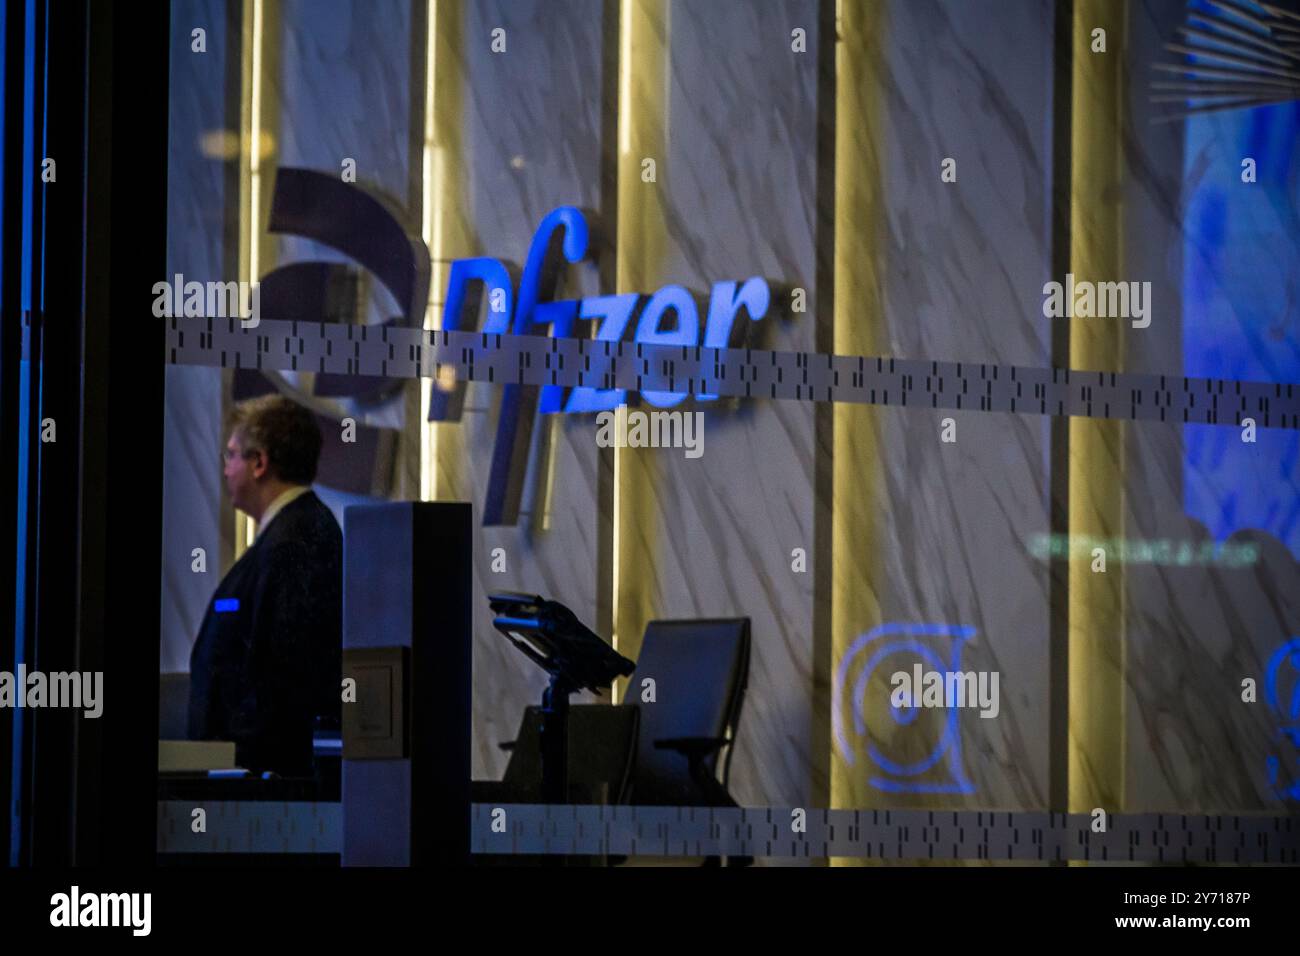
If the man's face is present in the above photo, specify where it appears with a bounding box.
[223,432,266,513]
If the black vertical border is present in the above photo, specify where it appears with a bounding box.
[78,0,170,865]
[18,0,170,865]
[0,0,32,869]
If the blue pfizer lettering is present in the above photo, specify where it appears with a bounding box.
[436,209,777,413]
[512,206,588,335]
[513,206,589,413]
[430,256,516,421]
[635,285,699,408]
[699,277,770,400]
[432,205,784,525]
[441,256,515,335]
[563,293,642,413]
[534,300,580,413]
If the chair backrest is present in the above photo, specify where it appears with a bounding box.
[626,618,750,805]
[502,703,641,804]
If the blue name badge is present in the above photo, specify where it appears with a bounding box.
[214,598,240,613]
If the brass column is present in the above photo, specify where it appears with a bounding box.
[424,0,471,503]
[611,0,669,694]
[1068,0,1127,817]
[828,0,889,833]
[232,0,281,562]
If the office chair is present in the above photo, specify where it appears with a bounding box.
[623,617,751,810]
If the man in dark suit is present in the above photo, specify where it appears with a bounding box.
[188,394,341,776]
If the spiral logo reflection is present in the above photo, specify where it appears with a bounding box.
[833,622,977,794]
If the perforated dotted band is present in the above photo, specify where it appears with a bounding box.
[154,800,1300,862]
[470,805,1300,863]
[164,316,1300,430]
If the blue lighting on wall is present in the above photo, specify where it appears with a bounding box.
[1265,637,1300,801]
[1182,103,1300,559]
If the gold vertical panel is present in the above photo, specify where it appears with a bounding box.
[611,0,669,694]
[1068,0,1127,816]
[426,0,471,502]
[829,0,889,829]
[234,0,280,559]
[391,2,432,505]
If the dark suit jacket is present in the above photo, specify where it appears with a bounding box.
[188,490,342,775]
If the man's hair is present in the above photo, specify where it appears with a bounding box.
[225,394,323,485]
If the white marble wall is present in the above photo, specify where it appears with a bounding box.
[854,0,1056,809]
[455,0,607,779]
[276,0,416,268]
[647,0,821,808]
